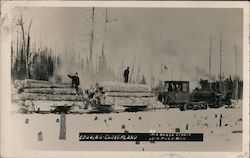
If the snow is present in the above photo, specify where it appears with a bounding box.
[10,100,242,151]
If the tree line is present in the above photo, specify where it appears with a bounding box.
[11,14,59,81]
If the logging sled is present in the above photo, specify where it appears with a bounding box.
[13,79,84,113]
[89,81,158,113]
[12,79,232,114]
[12,79,163,114]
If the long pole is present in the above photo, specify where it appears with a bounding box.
[129,54,136,83]
[16,29,19,66]
[219,32,222,93]
[171,69,173,80]
[208,34,213,89]
[234,45,238,102]
[234,45,238,78]
[102,8,108,58]
[209,33,212,73]
[89,7,95,61]
[59,112,66,140]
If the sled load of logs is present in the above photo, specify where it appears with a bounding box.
[12,79,163,113]
[89,81,157,112]
[13,79,85,113]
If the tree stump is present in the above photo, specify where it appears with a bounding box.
[38,131,43,141]
[25,119,29,124]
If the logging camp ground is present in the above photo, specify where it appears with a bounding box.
[12,68,238,114]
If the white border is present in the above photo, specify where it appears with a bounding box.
[1,1,249,158]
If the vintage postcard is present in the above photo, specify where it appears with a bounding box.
[0,1,249,158]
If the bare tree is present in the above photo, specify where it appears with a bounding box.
[17,14,26,54]
[17,13,33,78]
[89,7,95,61]
[26,19,33,78]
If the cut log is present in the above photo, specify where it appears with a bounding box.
[100,96,155,106]
[25,83,72,88]
[24,88,53,94]
[26,100,84,107]
[23,88,82,95]
[18,79,72,88]
[24,82,72,88]
[96,81,151,93]
[104,92,153,98]
[24,82,51,88]
[12,93,21,102]
[20,93,83,101]
[25,79,51,84]
[14,80,25,89]
[15,79,72,89]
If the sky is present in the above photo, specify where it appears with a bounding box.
[11,7,243,88]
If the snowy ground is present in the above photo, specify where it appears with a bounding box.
[10,100,242,151]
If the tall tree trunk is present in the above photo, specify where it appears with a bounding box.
[26,35,30,78]
[89,7,95,61]
[26,19,32,79]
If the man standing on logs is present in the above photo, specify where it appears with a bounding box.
[68,72,80,93]
[124,67,130,83]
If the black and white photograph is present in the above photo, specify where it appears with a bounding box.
[0,1,249,158]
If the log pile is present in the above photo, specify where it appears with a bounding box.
[15,79,83,97]
[91,81,155,107]
[13,80,163,113]
[13,79,84,112]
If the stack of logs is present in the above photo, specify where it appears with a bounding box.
[90,81,156,111]
[13,79,85,112]
[13,80,162,113]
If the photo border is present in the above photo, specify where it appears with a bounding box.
[1,1,249,158]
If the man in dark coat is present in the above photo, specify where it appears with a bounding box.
[68,72,80,92]
[124,67,129,83]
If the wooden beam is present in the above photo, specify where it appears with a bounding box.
[59,112,66,140]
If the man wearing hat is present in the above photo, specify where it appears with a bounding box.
[124,67,130,83]
[68,72,80,92]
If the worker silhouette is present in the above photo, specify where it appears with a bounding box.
[124,67,130,83]
[68,72,80,92]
